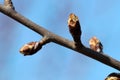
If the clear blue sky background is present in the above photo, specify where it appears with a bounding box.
[0,0,120,80]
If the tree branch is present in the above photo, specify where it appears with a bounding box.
[0,3,120,70]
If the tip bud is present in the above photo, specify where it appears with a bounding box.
[19,42,42,56]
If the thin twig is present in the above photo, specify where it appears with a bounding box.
[0,4,120,70]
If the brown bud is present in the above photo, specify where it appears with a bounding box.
[89,36,103,53]
[68,13,83,48]
[105,73,120,80]
[68,13,79,28]
[4,0,15,10]
[19,42,42,56]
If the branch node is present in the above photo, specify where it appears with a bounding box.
[19,36,50,56]
[4,0,15,10]
[68,13,83,48]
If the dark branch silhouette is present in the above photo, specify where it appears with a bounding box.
[0,1,120,71]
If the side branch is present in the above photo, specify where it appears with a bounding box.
[0,4,120,70]
[68,13,83,47]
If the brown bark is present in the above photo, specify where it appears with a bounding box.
[0,1,120,71]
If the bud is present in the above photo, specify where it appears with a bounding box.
[89,36,103,53]
[68,13,83,47]
[19,42,42,56]
[105,73,120,80]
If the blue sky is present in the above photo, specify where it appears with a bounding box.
[0,0,120,80]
